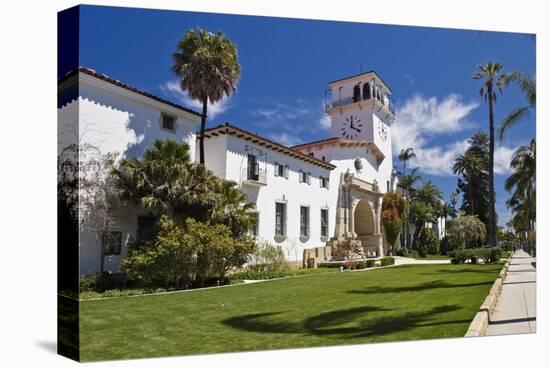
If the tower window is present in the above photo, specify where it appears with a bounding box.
[353,84,361,102]
[363,82,371,100]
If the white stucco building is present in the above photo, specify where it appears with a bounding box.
[59,68,410,275]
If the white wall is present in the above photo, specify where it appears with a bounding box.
[204,134,335,262]
[78,80,198,161]
[58,73,199,275]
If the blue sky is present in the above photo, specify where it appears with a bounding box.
[76,5,536,226]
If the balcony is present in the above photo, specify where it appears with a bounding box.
[242,166,267,186]
[325,94,395,116]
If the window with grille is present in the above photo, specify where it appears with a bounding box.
[300,206,310,238]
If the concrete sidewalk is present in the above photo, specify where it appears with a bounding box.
[486,250,536,336]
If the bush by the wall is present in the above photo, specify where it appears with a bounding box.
[380,257,395,266]
[450,249,474,264]
[366,259,376,268]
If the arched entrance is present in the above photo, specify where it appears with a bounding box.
[354,199,375,236]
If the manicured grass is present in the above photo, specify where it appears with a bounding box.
[79,263,502,361]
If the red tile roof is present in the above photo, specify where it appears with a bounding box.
[202,123,336,170]
[59,67,202,117]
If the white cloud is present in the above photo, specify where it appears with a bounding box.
[268,132,304,147]
[494,146,515,175]
[393,93,519,177]
[160,80,232,119]
[392,94,479,176]
[319,114,331,130]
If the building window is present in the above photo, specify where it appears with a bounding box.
[248,211,259,237]
[322,156,326,162]
[320,176,329,189]
[299,170,311,184]
[137,215,158,242]
[102,231,122,256]
[275,202,286,237]
[274,162,288,178]
[308,152,314,157]
[320,208,329,238]
[387,180,390,192]
[300,206,310,239]
[161,113,176,132]
[247,154,259,181]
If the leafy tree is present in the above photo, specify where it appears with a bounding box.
[172,28,241,165]
[472,61,508,246]
[453,131,491,232]
[498,71,536,141]
[447,213,487,249]
[381,192,406,249]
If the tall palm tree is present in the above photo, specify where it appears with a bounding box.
[399,166,421,248]
[505,139,536,240]
[498,71,536,141]
[453,150,485,215]
[472,61,507,246]
[398,147,416,176]
[172,28,241,165]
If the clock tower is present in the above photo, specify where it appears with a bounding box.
[325,70,395,161]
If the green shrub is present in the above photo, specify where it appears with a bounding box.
[355,261,366,269]
[366,259,376,268]
[396,247,408,256]
[439,236,459,255]
[318,262,344,269]
[79,272,122,292]
[380,257,395,266]
[474,247,501,263]
[417,228,439,257]
[450,249,474,264]
[248,241,289,272]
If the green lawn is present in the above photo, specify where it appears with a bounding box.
[79,263,501,361]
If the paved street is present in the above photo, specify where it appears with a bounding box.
[486,250,536,336]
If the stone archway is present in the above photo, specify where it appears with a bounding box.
[354,199,375,236]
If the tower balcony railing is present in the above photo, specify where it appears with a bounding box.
[325,94,395,116]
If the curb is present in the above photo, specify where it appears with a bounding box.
[464,257,511,337]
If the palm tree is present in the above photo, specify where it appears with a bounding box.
[413,180,443,210]
[172,28,241,165]
[398,147,416,176]
[505,139,536,248]
[473,61,507,247]
[498,71,536,141]
[453,150,485,214]
[399,166,421,247]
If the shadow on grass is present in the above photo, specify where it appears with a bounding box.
[347,280,494,295]
[222,304,465,339]
[418,268,501,276]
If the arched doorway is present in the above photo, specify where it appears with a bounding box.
[354,199,375,236]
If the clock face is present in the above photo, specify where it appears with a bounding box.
[378,122,388,142]
[340,115,362,139]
